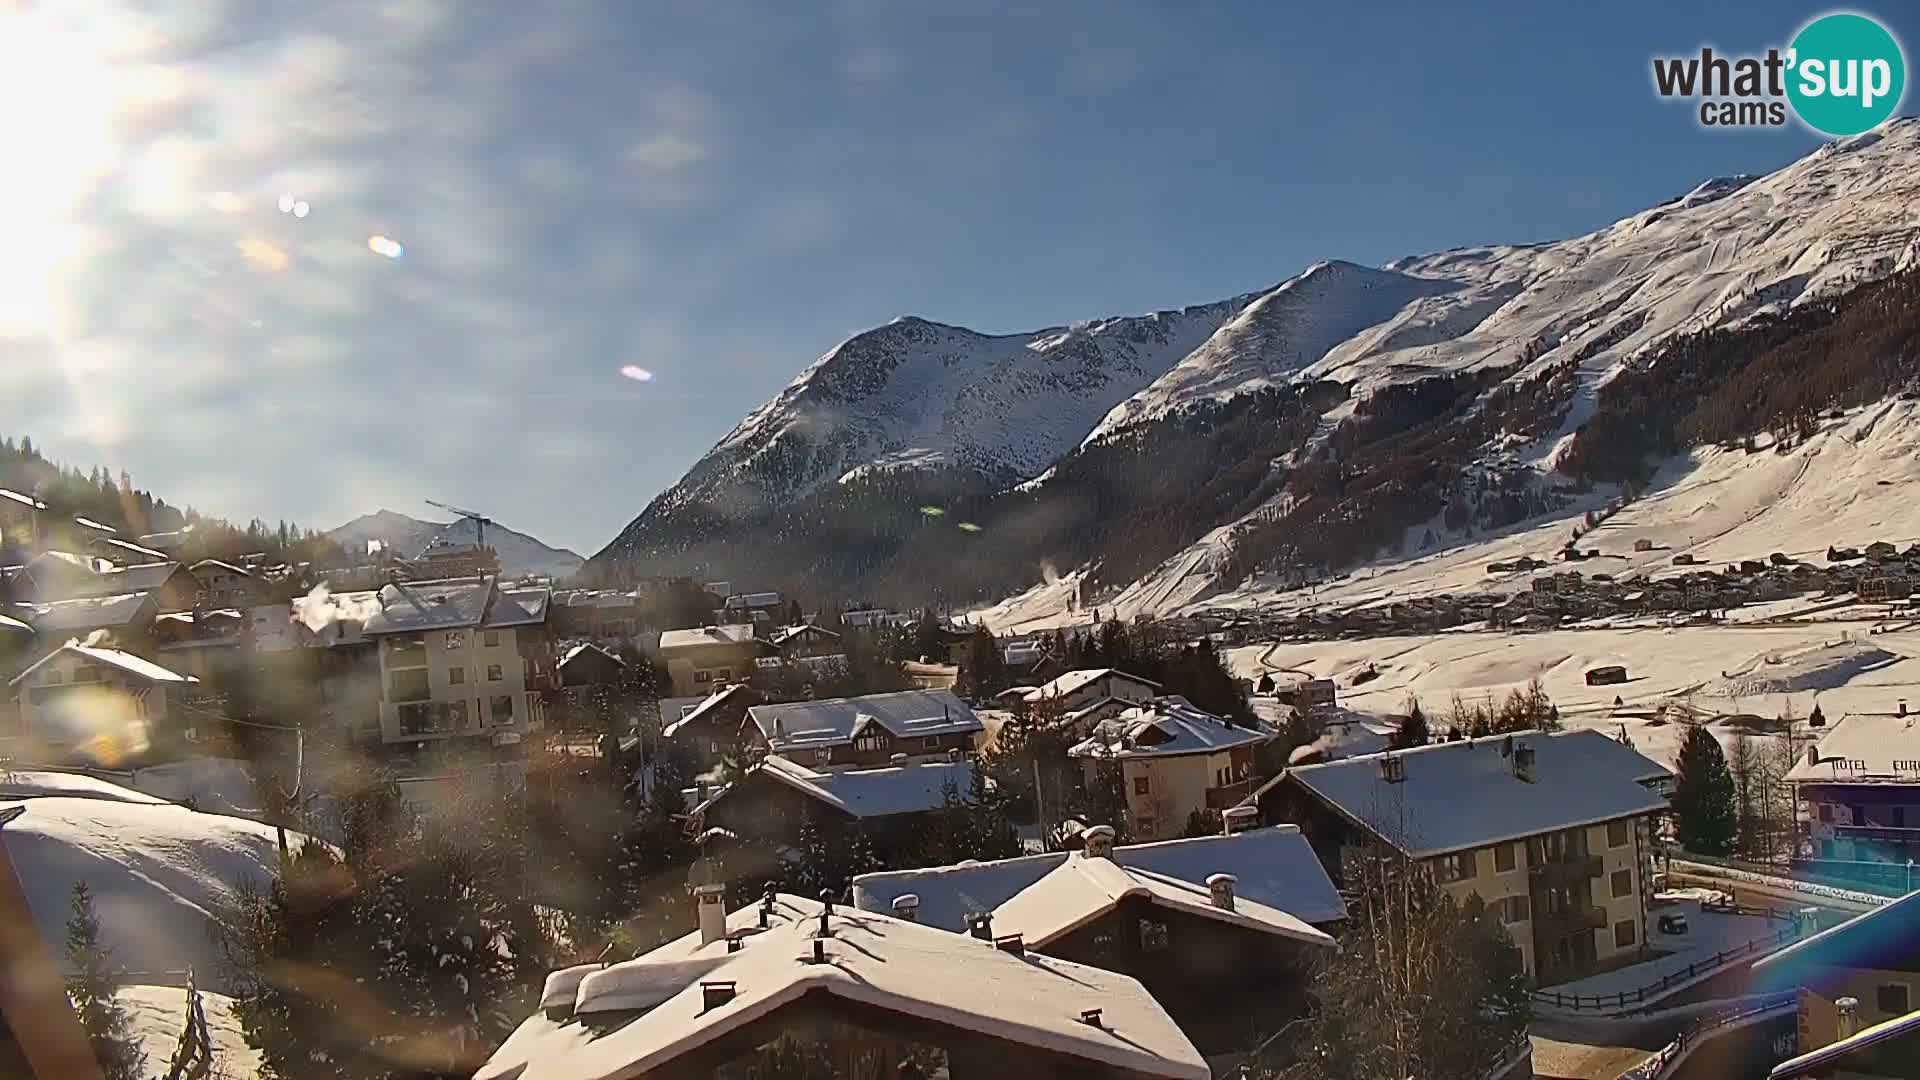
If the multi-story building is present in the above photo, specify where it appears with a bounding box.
[1068,697,1272,842]
[658,624,768,698]
[359,577,553,746]
[5,643,197,763]
[1788,711,1920,887]
[1266,728,1671,983]
[187,559,261,608]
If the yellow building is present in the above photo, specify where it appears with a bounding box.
[1069,696,1272,842]
[1272,728,1671,983]
[359,577,553,746]
[1752,889,1920,1069]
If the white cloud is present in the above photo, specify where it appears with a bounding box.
[627,132,709,171]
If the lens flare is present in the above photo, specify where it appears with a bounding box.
[367,235,404,258]
[918,505,946,517]
[619,364,655,382]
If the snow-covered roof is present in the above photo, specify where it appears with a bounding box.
[357,578,545,635]
[477,893,1208,1080]
[723,591,784,607]
[1768,1004,1920,1079]
[559,642,626,669]
[188,559,252,577]
[497,587,552,625]
[1786,712,1920,784]
[769,622,840,646]
[1285,729,1670,858]
[717,754,979,819]
[658,624,760,651]
[0,611,31,634]
[10,643,196,687]
[1025,667,1161,702]
[990,850,1334,951]
[93,536,171,561]
[661,684,755,740]
[748,688,981,752]
[0,486,49,511]
[854,825,1347,931]
[1067,696,1271,760]
[21,591,152,631]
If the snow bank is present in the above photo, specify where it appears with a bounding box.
[118,984,262,1079]
[0,770,168,804]
[2,796,295,991]
[1706,640,1901,698]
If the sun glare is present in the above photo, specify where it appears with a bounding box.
[0,8,120,339]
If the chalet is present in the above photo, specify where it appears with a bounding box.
[188,559,261,608]
[981,825,1335,1055]
[359,577,554,747]
[747,689,983,768]
[1787,711,1920,883]
[557,641,627,687]
[16,592,159,653]
[693,753,982,855]
[901,660,960,690]
[57,560,200,612]
[658,624,768,698]
[1752,891,1920,1075]
[1265,729,1671,982]
[1866,541,1899,561]
[1024,668,1162,714]
[551,588,646,642]
[478,890,1210,1080]
[5,643,197,763]
[1585,664,1629,686]
[1067,697,1273,842]
[716,590,786,627]
[769,622,844,662]
[660,683,761,770]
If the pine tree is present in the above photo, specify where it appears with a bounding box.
[1674,724,1738,855]
[65,881,146,1080]
[1391,700,1430,750]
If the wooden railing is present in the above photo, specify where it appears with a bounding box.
[1615,991,1799,1080]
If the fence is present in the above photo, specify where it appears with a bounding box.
[1532,908,1802,1013]
[1615,991,1799,1080]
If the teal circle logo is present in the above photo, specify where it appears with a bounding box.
[1787,13,1906,136]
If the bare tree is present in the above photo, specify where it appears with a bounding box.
[1729,730,1760,857]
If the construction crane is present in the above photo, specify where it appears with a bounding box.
[426,499,495,548]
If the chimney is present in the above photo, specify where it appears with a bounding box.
[994,933,1025,956]
[1078,1008,1103,1028]
[1207,873,1238,912]
[891,894,921,922]
[694,883,728,947]
[890,752,909,767]
[948,747,963,763]
[1223,804,1258,836]
[1379,755,1407,784]
[1513,744,1536,783]
[1806,744,1820,768]
[695,780,709,804]
[1082,825,1117,860]
[969,912,994,941]
[1837,996,1860,1039]
[811,938,826,964]
[1901,700,1909,718]
[701,980,737,1011]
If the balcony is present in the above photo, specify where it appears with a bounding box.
[1205,778,1256,811]
[1529,855,1602,884]
[1535,904,1607,938]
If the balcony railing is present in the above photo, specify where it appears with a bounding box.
[1529,855,1602,883]
[1534,904,1607,938]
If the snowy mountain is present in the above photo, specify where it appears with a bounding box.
[597,120,1920,611]
[329,509,584,579]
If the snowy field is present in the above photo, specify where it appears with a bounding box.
[1228,621,1920,767]
[119,983,262,1079]
[2,773,301,994]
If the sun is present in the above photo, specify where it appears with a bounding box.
[0,6,120,339]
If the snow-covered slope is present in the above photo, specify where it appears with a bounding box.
[3,786,297,992]
[329,509,584,579]
[604,120,1920,610]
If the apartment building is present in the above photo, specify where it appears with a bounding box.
[360,577,553,745]
[1068,696,1272,842]
[1269,728,1671,983]
[745,688,983,768]
[188,559,262,608]
[1787,711,1920,887]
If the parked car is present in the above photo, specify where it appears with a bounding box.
[1657,912,1690,935]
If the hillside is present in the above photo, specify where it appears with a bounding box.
[594,120,1920,611]
[328,509,584,579]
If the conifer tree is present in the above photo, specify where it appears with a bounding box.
[1674,724,1738,855]
[65,881,146,1080]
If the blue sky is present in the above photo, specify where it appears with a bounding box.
[0,1,1911,554]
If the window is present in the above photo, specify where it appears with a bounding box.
[1896,806,1908,829]
[1819,803,1834,823]
[854,732,885,753]
[1877,983,1910,1016]
[483,630,500,648]
[713,667,732,680]
[1134,776,1150,796]
[1439,852,1477,883]
[491,695,515,724]
[1136,816,1155,837]
[1607,820,1629,847]
[42,670,64,685]
[1495,843,1516,873]
[447,701,470,730]
[1138,919,1169,952]
[1503,896,1530,923]
[398,703,434,735]
[388,668,430,702]
[487,664,503,682]
[1612,869,1632,898]
[449,666,466,685]
[70,663,99,683]
[1614,919,1636,948]
[922,736,940,751]
[694,670,711,684]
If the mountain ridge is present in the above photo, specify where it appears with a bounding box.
[594,120,1920,613]
[329,509,584,580]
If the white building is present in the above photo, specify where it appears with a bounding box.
[5,643,196,761]
[1068,696,1273,841]
[359,577,553,745]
